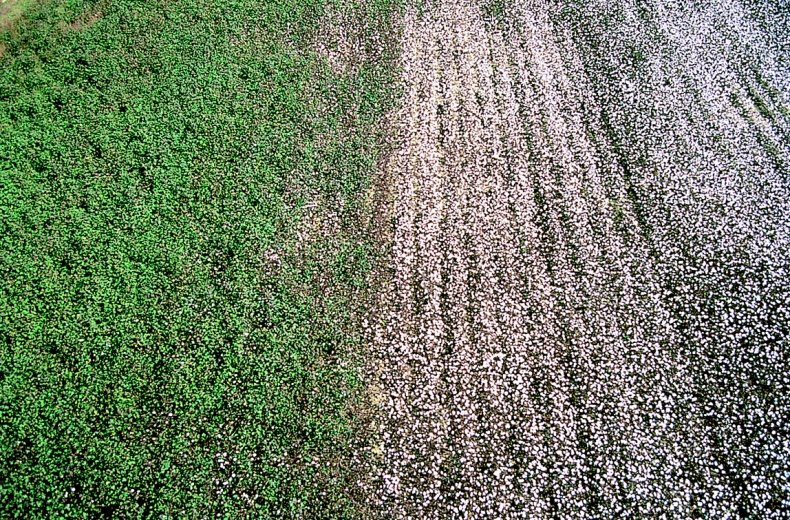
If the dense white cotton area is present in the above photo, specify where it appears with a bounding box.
[358,0,790,517]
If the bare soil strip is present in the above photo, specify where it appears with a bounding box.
[361,0,790,517]
[0,0,32,33]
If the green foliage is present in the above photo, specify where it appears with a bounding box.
[480,0,512,28]
[0,0,399,517]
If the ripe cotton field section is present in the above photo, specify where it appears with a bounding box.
[358,0,790,518]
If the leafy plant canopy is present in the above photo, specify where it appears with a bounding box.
[0,0,399,517]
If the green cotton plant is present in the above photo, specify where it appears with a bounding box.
[0,0,400,517]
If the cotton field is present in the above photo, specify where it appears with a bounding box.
[359,0,790,517]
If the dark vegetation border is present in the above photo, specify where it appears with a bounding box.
[0,0,401,517]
